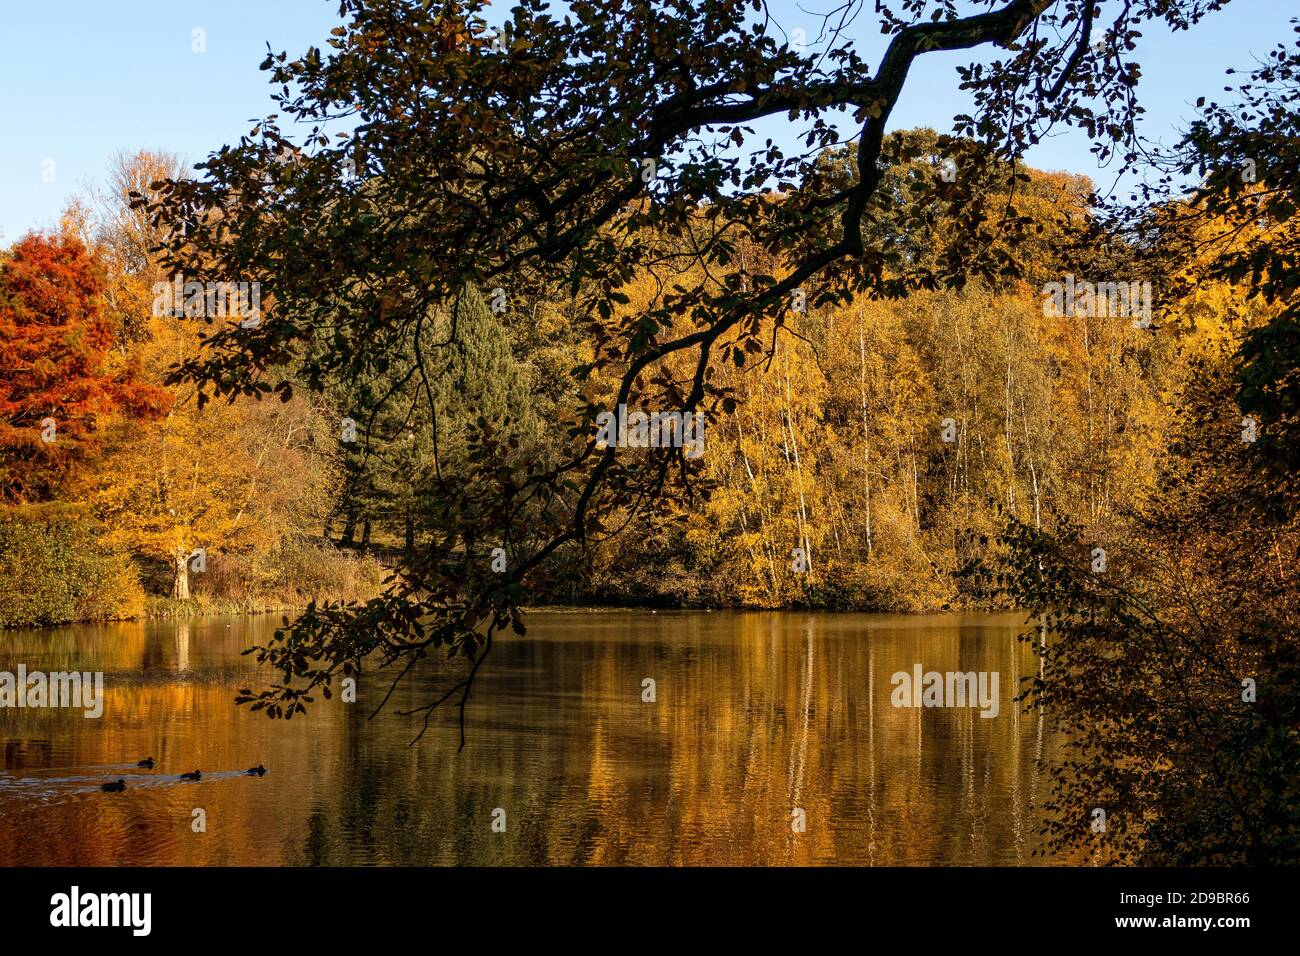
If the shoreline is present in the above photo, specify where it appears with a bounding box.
[3,595,1022,629]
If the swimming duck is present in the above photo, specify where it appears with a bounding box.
[101,779,126,792]
[244,765,267,777]
[180,770,201,781]
[136,757,155,769]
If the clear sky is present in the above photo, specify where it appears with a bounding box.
[0,0,1293,242]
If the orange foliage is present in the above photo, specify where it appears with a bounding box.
[0,231,170,501]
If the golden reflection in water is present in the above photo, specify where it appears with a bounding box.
[0,611,1055,865]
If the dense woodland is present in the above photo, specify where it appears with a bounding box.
[0,135,1271,622]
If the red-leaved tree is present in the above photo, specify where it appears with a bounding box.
[0,232,169,501]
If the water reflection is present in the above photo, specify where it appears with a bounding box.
[0,611,1054,865]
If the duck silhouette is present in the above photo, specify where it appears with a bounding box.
[101,779,126,793]
[136,757,155,769]
[244,765,267,777]
[179,770,201,781]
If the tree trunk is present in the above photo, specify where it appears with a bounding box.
[782,361,812,578]
[737,407,779,597]
[171,548,190,600]
[858,326,874,560]
[1005,358,1017,514]
[1020,395,1042,530]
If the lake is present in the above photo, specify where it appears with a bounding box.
[0,610,1055,865]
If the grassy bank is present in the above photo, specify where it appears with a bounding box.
[0,505,388,628]
[142,595,339,619]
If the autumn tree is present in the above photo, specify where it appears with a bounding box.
[0,231,169,502]
[85,368,338,599]
[91,149,190,344]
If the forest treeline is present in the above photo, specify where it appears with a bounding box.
[0,130,1274,625]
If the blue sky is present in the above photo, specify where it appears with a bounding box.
[0,0,1293,242]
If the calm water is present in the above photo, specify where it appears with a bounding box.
[0,611,1056,865]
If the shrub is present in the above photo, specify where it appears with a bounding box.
[190,537,387,609]
[0,503,144,626]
